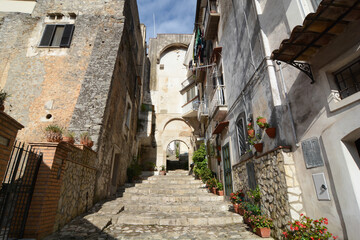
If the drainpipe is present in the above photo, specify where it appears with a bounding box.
[277,62,298,145]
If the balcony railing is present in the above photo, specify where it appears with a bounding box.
[197,101,209,121]
[203,0,220,40]
[182,98,200,117]
[209,85,226,118]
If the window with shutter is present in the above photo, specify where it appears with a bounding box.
[39,24,75,47]
[236,114,247,156]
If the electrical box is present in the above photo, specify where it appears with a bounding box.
[312,173,330,201]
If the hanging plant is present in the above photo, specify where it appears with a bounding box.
[247,122,255,137]
[265,127,276,138]
[256,116,268,128]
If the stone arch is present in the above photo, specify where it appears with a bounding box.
[162,118,194,132]
[163,137,193,170]
[157,43,188,63]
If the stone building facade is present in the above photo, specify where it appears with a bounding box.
[0,0,147,202]
[190,0,360,239]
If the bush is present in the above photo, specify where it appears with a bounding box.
[244,202,261,216]
[283,215,338,239]
[127,161,142,183]
[249,215,274,231]
[192,143,206,163]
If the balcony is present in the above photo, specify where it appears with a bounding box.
[182,98,200,118]
[209,85,227,121]
[180,77,195,93]
[203,0,220,40]
[197,101,209,122]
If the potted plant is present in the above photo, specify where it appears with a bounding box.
[44,124,63,142]
[256,116,267,128]
[248,134,263,153]
[216,155,221,163]
[265,126,276,138]
[159,165,166,175]
[230,190,245,213]
[63,131,75,144]
[217,182,224,196]
[247,185,261,204]
[249,215,274,238]
[80,132,93,147]
[247,122,255,137]
[0,89,10,112]
[283,214,338,239]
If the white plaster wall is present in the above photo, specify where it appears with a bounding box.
[0,0,36,14]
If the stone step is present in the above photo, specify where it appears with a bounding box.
[116,211,242,226]
[122,193,224,203]
[133,183,204,189]
[124,202,230,213]
[166,171,189,176]
[124,187,209,195]
[147,175,194,180]
[139,180,203,185]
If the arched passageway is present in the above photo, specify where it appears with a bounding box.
[166,140,189,170]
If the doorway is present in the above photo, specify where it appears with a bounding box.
[166,140,189,170]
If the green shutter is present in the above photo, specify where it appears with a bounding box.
[60,24,75,48]
[39,25,56,46]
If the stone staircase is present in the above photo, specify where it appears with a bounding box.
[116,170,242,226]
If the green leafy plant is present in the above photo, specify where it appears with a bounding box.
[247,185,261,203]
[244,202,261,216]
[249,215,274,231]
[217,182,223,191]
[256,116,269,128]
[230,190,245,204]
[192,143,207,163]
[247,122,253,130]
[206,177,217,188]
[44,124,63,142]
[160,165,166,171]
[0,89,10,106]
[283,214,338,240]
[64,131,75,138]
[127,161,142,183]
[248,134,261,146]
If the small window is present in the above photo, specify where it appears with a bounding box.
[236,116,247,156]
[334,58,360,99]
[39,24,75,48]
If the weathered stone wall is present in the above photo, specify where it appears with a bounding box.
[0,0,146,202]
[54,144,97,232]
[232,149,305,239]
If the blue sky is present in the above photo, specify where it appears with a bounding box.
[138,0,197,41]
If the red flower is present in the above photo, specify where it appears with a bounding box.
[333,236,338,239]
[311,238,314,240]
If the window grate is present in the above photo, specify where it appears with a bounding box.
[334,58,360,99]
[236,117,247,156]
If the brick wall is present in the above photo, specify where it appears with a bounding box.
[0,111,23,184]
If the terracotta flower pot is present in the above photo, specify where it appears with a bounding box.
[46,132,62,143]
[217,190,224,196]
[217,146,221,151]
[243,217,250,224]
[160,170,166,175]
[81,139,93,148]
[247,129,255,137]
[257,118,267,128]
[62,136,75,145]
[217,156,221,162]
[254,143,263,152]
[239,208,245,216]
[212,187,217,194]
[233,204,239,213]
[265,127,276,138]
[255,227,271,238]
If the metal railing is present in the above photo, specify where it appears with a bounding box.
[203,0,218,29]
[209,85,226,117]
[182,99,200,116]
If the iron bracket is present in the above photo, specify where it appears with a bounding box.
[276,61,315,84]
